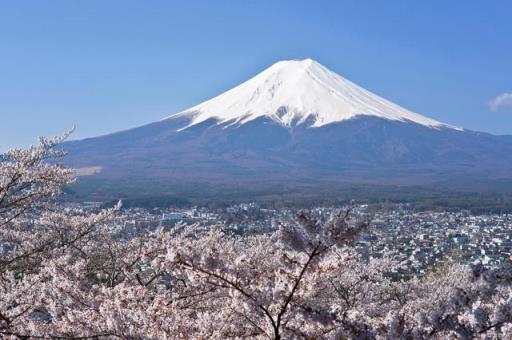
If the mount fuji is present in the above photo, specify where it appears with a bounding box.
[168,59,458,130]
[62,59,512,196]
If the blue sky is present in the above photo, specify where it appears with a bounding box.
[1,1,511,150]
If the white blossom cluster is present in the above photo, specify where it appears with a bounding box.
[1,134,511,339]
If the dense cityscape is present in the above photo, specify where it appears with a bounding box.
[61,201,512,277]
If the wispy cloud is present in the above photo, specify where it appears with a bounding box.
[489,92,512,112]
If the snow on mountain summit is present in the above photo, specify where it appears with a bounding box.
[166,59,460,130]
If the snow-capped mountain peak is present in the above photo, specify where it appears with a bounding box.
[165,59,460,130]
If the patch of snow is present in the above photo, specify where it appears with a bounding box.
[164,59,461,131]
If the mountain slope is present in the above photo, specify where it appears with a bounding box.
[62,59,512,196]
[166,59,459,130]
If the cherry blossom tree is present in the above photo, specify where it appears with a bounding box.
[0,132,121,336]
[1,133,511,339]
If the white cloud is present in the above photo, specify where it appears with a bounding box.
[488,92,512,112]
